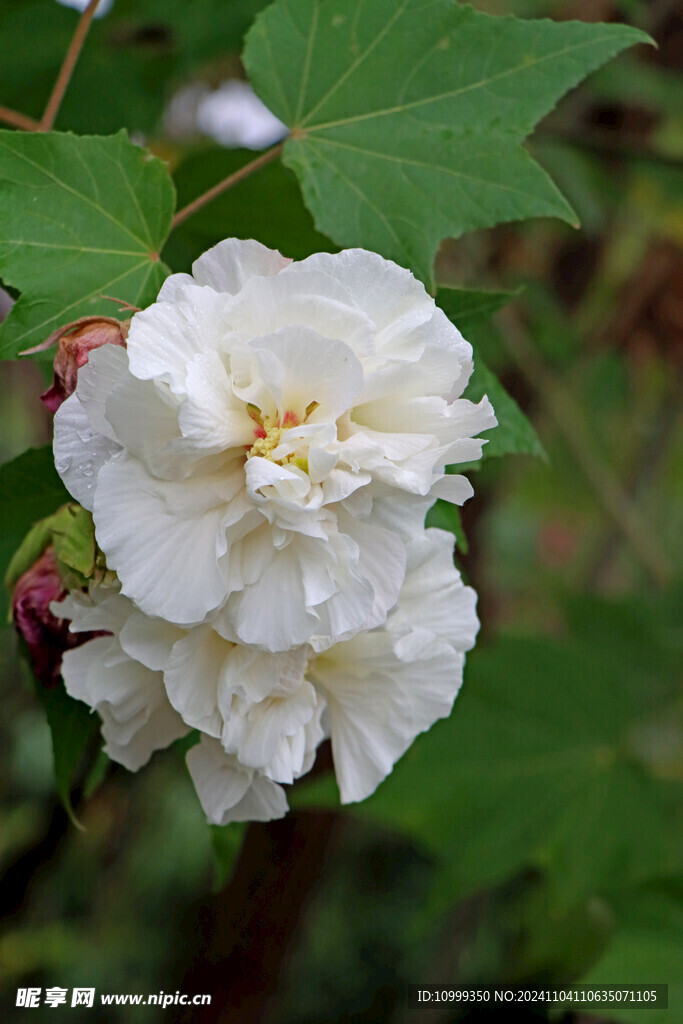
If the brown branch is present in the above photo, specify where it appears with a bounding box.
[171,142,286,230]
[172,809,339,1024]
[0,105,40,131]
[39,0,101,132]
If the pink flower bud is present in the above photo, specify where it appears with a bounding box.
[11,548,105,688]
[23,317,129,413]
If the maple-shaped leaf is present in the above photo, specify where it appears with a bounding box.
[245,0,649,284]
[0,130,174,358]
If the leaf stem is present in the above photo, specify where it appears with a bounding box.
[0,105,40,132]
[39,0,101,132]
[171,142,286,230]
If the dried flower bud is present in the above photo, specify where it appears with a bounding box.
[23,317,129,413]
[11,547,105,688]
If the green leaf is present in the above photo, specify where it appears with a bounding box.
[437,287,546,460]
[34,679,100,828]
[355,603,682,914]
[466,356,546,460]
[0,130,174,358]
[580,888,683,1024]
[51,505,97,582]
[164,146,335,272]
[436,287,518,328]
[5,504,96,594]
[0,447,70,621]
[244,0,650,284]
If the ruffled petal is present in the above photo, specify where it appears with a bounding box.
[53,392,121,512]
[227,543,318,651]
[228,262,375,357]
[390,529,480,651]
[314,630,463,803]
[221,680,318,776]
[93,455,229,623]
[177,350,255,452]
[191,238,290,294]
[60,635,189,772]
[245,327,363,423]
[126,283,235,393]
[163,625,227,737]
[186,736,288,825]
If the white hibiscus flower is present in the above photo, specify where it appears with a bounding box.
[54,239,493,655]
[53,582,298,820]
[310,528,479,802]
[53,528,476,824]
[182,528,479,814]
[51,584,190,771]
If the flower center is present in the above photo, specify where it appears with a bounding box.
[246,408,309,471]
[250,419,287,460]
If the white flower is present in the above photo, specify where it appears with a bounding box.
[53,528,477,824]
[55,239,494,654]
[162,625,326,785]
[178,528,479,811]
[52,585,189,771]
[310,528,479,802]
[53,582,295,822]
[197,80,287,149]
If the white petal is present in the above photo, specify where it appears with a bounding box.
[337,512,406,631]
[163,625,227,737]
[60,636,189,772]
[393,529,480,651]
[298,249,432,343]
[53,392,121,511]
[76,343,130,439]
[244,327,363,423]
[429,474,474,505]
[191,238,290,294]
[217,644,308,703]
[227,543,318,651]
[93,455,229,624]
[314,631,464,803]
[102,695,189,772]
[298,250,471,398]
[118,612,185,671]
[370,494,432,540]
[126,283,234,393]
[156,272,196,302]
[245,455,311,502]
[228,263,376,357]
[105,372,187,479]
[178,350,255,451]
[221,681,317,775]
[54,587,129,634]
[186,736,288,825]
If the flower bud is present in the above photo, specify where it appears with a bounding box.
[11,547,104,688]
[23,317,129,413]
